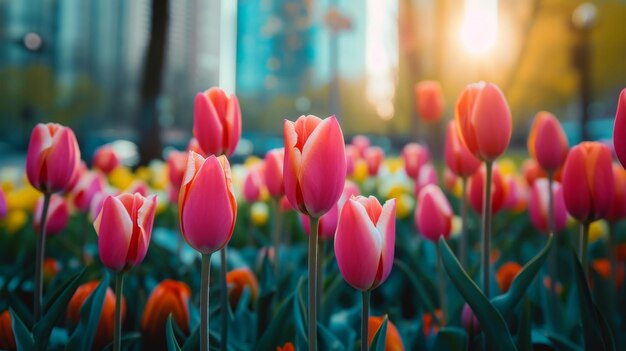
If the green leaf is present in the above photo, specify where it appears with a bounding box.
[572,252,607,350]
[393,259,439,324]
[166,314,183,351]
[68,273,109,351]
[8,291,33,330]
[255,295,293,351]
[516,299,532,351]
[432,327,468,351]
[369,315,387,351]
[293,277,307,350]
[318,323,345,350]
[256,255,276,339]
[594,304,616,351]
[492,235,553,318]
[10,308,35,350]
[101,332,142,351]
[545,332,583,351]
[182,326,200,351]
[34,269,86,351]
[438,238,517,351]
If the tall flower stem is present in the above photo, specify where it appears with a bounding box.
[436,245,448,321]
[114,272,125,351]
[609,222,617,305]
[33,192,51,323]
[317,240,325,323]
[80,213,88,265]
[272,198,283,278]
[460,177,469,269]
[481,161,493,298]
[308,216,320,351]
[201,253,212,351]
[547,173,559,328]
[579,222,590,278]
[361,290,371,351]
[220,247,228,351]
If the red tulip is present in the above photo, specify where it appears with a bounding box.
[167,150,188,192]
[72,171,106,213]
[94,193,157,272]
[364,146,385,176]
[527,112,569,173]
[607,164,626,222]
[502,176,528,213]
[0,310,16,351]
[26,123,81,194]
[179,152,237,255]
[34,194,69,236]
[444,121,481,178]
[193,87,241,157]
[561,142,614,222]
[351,135,371,158]
[284,115,346,217]
[141,280,191,340]
[243,163,266,203]
[277,342,295,351]
[529,179,567,233]
[402,143,431,180]
[264,148,285,198]
[415,80,445,123]
[613,89,626,168]
[467,163,507,214]
[454,82,512,161]
[226,268,259,309]
[416,185,453,242]
[368,316,405,350]
[334,196,396,291]
[93,144,120,174]
[67,161,87,193]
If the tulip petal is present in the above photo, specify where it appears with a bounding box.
[26,124,53,190]
[375,199,396,287]
[471,83,512,161]
[586,144,614,219]
[95,195,133,272]
[614,89,626,168]
[562,146,592,221]
[193,93,223,155]
[283,120,306,213]
[46,128,80,192]
[300,116,347,217]
[132,194,157,266]
[335,198,382,291]
[224,94,242,157]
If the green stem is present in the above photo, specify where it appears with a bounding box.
[272,198,283,278]
[317,240,325,324]
[361,290,371,351]
[460,177,468,269]
[174,205,182,267]
[308,216,320,351]
[34,192,51,323]
[436,244,448,322]
[481,161,493,299]
[609,222,617,307]
[114,272,125,351]
[80,212,87,265]
[220,247,228,351]
[580,222,590,278]
[201,253,212,351]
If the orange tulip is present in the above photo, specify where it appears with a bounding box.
[141,280,191,343]
[454,82,512,161]
[422,309,444,337]
[495,262,522,293]
[226,268,259,309]
[527,111,569,173]
[368,316,405,350]
[415,80,445,123]
[591,259,624,289]
[276,342,295,351]
[0,310,16,351]
[67,280,126,350]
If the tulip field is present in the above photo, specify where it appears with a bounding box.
[2,85,626,351]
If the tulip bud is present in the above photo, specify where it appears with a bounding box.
[335,196,396,291]
[67,281,126,350]
[529,179,567,233]
[226,268,259,309]
[351,135,371,158]
[467,164,507,214]
[416,185,453,242]
[284,115,346,217]
[0,310,16,351]
[250,202,270,227]
[141,280,191,344]
[0,187,7,220]
[613,89,626,168]
[495,262,521,293]
[94,193,157,272]
[364,146,385,176]
[26,123,81,194]
[277,342,295,351]
[422,309,444,337]
[34,194,69,236]
[345,145,358,176]
[415,80,445,123]
[561,142,614,223]
[43,258,60,285]
[368,316,405,350]
[527,111,569,173]
[167,150,188,192]
[243,163,266,203]
[462,304,480,336]
[72,171,106,213]
[444,121,481,178]
[402,143,431,180]
[93,144,120,174]
[521,158,547,186]
[193,87,242,157]
[415,163,438,197]
[454,82,512,161]
[607,164,626,222]
[301,181,359,241]
[179,152,237,255]
[264,148,285,198]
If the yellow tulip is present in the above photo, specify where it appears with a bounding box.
[250,202,269,227]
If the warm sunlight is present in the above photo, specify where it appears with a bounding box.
[460,0,498,56]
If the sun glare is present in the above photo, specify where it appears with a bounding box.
[460,0,498,56]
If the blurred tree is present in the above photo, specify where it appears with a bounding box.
[138,0,169,166]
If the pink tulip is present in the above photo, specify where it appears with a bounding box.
[415,163,438,197]
[334,196,396,291]
[193,88,241,157]
[462,304,480,335]
[0,188,7,219]
[444,121,481,178]
[126,180,149,197]
[561,142,614,223]
[613,89,626,168]
[415,80,445,123]
[94,192,157,272]
[351,135,371,158]
[502,176,528,213]
[66,161,87,193]
[167,151,188,192]
[402,143,431,180]
[345,145,358,176]
[243,163,266,203]
[364,146,384,176]
[443,168,460,194]
[34,194,69,236]
[521,158,547,186]
[415,185,452,242]
[301,181,360,241]
[529,179,567,233]
[264,148,285,198]
[468,164,507,214]
[26,123,81,194]
[279,195,293,212]
[527,111,569,173]
[72,171,107,213]
[93,144,121,174]
[178,152,237,255]
[454,82,512,161]
[284,115,346,217]
[187,138,206,157]
[607,164,626,222]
